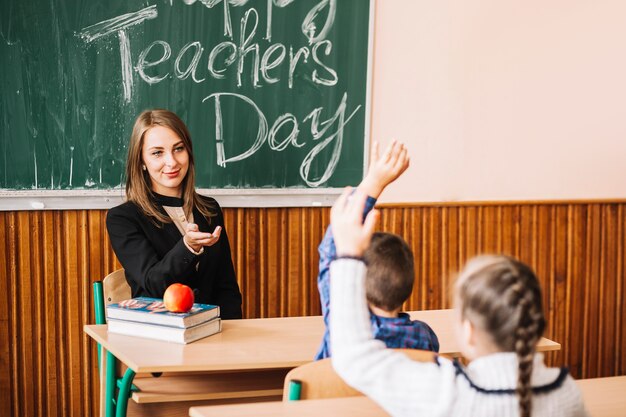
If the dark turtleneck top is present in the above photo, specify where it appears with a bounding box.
[106,192,242,319]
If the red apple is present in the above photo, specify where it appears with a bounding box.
[163,283,194,313]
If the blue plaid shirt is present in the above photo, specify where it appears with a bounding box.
[315,196,440,360]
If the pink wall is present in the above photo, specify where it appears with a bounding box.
[371,1,626,203]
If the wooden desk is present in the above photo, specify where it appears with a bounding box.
[189,397,385,417]
[577,375,626,417]
[189,375,626,417]
[406,310,560,356]
[84,310,560,416]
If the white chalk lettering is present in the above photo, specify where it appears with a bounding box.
[260,43,285,84]
[312,40,337,86]
[77,5,158,102]
[302,0,336,44]
[268,114,301,151]
[79,3,340,92]
[208,41,237,79]
[300,92,360,187]
[196,0,252,38]
[236,7,261,87]
[288,46,310,89]
[175,41,205,82]
[204,93,268,167]
[136,40,172,84]
[264,0,295,41]
[205,91,360,187]
[76,1,361,187]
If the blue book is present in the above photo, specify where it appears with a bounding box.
[106,297,220,328]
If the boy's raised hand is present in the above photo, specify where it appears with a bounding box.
[331,187,379,258]
[359,140,410,199]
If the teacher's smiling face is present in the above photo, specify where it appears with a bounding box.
[142,125,190,198]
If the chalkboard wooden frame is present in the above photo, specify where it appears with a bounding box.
[0,188,345,209]
[0,0,375,209]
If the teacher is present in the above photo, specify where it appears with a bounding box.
[106,109,243,319]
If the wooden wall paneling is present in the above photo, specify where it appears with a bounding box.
[463,207,479,262]
[600,205,619,377]
[222,209,238,311]
[238,208,261,319]
[42,211,60,417]
[268,208,280,316]
[425,207,443,311]
[443,207,460,309]
[479,206,499,254]
[297,209,310,316]
[8,213,18,416]
[256,208,267,318]
[611,204,623,376]
[550,205,568,368]
[518,206,536,277]
[565,205,587,377]
[257,208,280,318]
[0,212,15,417]
[286,209,303,317]
[276,208,289,317]
[596,206,608,376]
[583,205,602,378]
[504,206,521,257]
[533,206,556,366]
[16,211,35,417]
[305,208,324,317]
[62,212,83,417]
[613,205,626,375]
[31,212,44,417]
[86,210,106,417]
[419,207,433,311]
[404,207,422,311]
[54,212,70,416]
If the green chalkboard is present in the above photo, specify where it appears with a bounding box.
[0,0,371,191]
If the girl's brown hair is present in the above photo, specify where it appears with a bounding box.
[125,109,215,224]
[455,255,546,417]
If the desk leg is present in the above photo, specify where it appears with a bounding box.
[105,351,116,417]
[99,346,107,417]
[99,346,116,417]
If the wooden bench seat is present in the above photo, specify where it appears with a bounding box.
[130,369,289,404]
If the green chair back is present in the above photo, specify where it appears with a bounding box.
[92,274,136,417]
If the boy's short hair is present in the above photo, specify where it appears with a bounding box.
[363,232,415,311]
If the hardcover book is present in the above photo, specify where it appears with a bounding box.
[107,317,222,344]
[106,297,219,328]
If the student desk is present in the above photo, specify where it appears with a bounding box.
[577,375,626,417]
[189,375,626,417]
[84,310,560,417]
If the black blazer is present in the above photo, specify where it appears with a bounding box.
[106,193,242,319]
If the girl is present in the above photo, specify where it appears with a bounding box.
[329,189,587,416]
[106,109,242,319]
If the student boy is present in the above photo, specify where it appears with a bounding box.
[315,140,439,360]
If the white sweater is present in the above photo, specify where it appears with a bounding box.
[329,259,589,417]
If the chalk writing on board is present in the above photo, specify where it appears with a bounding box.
[75,0,361,188]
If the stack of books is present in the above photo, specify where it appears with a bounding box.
[106,297,221,344]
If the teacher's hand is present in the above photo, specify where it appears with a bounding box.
[184,223,221,252]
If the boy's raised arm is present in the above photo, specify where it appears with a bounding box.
[358,140,410,199]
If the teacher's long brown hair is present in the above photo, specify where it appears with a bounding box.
[125,109,215,224]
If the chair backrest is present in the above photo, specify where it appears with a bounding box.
[103,269,131,305]
[92,269,137,417]
[282,348,436,401]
